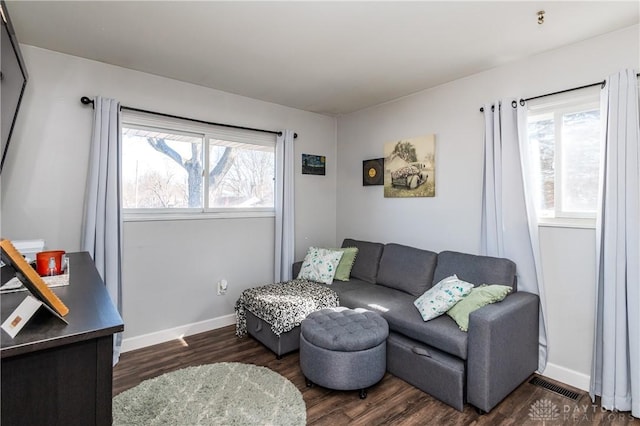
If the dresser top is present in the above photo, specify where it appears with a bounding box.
[1,252,124,358]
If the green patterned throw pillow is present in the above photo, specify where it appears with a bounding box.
[413,275,474,321]
[297,247,344,285]
[446,284,512,331]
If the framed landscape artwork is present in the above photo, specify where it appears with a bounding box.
[302,154,326,175]
[384,135,436,198]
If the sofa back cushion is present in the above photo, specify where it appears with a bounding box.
[376,243,438,296]
[341,239,384,284]
[433,251,517,289]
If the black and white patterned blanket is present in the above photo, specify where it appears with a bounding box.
[235,279,339,337]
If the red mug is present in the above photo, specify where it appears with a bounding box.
[36,250,66,276]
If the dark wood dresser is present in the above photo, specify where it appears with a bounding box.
[1,252,124,425]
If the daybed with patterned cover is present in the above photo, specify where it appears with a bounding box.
[235,279,339,358]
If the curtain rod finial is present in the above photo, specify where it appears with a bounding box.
[279,131,298,139]
[80,96,94,106]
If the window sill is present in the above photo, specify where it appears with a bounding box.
[537,217,596,230]
[123,210,275,222]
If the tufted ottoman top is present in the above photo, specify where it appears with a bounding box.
[301,307,389,352]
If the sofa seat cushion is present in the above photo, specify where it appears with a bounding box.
[341,239,384,284]
[320,277,373,297]
[376,243,438,297]
[337,284,468,359]
[386,305,468,360]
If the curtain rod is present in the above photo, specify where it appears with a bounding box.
[479,72,640,112]
[80,96,297,139]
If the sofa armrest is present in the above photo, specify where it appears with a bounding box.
[291,261,303,279]
[466,291,539,412]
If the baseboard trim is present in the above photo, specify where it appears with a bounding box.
[121,314,236,353]
[121,321,593,393]
[540,362,591,392]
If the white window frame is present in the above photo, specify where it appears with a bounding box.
[121,111,277,222]
[526,88,601,228]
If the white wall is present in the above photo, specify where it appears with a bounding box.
[336,25,639,390]
[0,46,337,347]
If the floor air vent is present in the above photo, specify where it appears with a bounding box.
[529,376,581,401]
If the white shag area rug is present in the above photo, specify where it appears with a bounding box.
[113,362,306,426]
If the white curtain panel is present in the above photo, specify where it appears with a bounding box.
[481,100,549,373]
[81,96,123,365]
[590,69,640,417]
[274,130,295,282]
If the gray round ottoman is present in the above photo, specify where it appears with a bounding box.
[300,307,389,399]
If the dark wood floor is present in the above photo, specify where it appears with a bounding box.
[113,326,635,425]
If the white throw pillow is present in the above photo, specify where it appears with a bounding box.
[297,247,344,285]
[413,275,474,321]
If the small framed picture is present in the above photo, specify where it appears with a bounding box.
[302,154,326,175]
[363,158,384,186]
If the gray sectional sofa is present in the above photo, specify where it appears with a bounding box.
[293,238,540,413]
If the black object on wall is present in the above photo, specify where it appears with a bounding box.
[363,158,384,186]
[0,0,29,174]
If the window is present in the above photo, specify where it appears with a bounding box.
[121,112,276,219]
[526,89,601,225]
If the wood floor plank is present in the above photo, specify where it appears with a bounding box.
[113,326,636,424]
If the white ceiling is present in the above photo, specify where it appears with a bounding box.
[6,1,639,116]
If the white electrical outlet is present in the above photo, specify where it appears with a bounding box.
[217,279,228,296]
